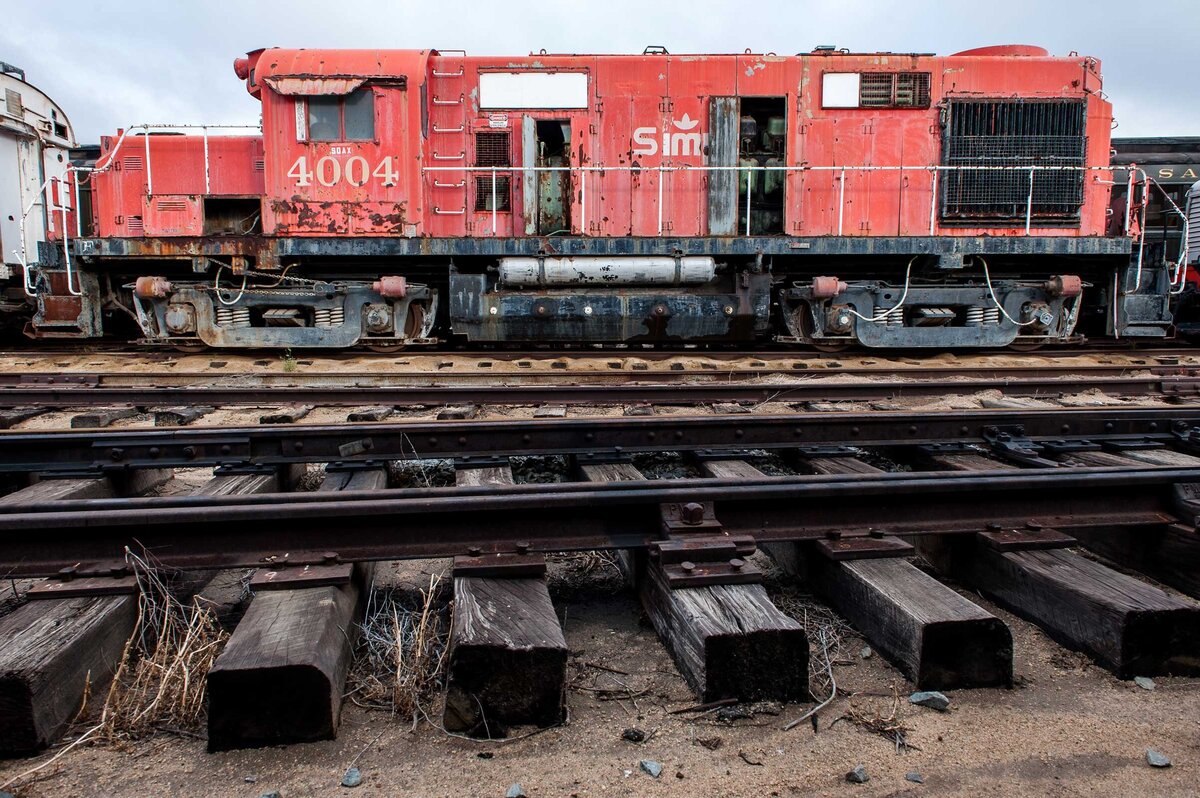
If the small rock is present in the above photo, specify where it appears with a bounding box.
[259,792,283,798]
[909,690,951,712]
[1135,676,1156,691]
[244,776,258,784]
[716,706,752,722]
[860,646,873,660]
[477,751,494,759]
[622,727,646,743]
[905,772,924,784]
[1,791,17,798]
[505,784,527,798]
[845,764,869,784]
[341,767,363,788]
[749,700,783,716]
[640,760,664,778]
[1146,749,1172,768]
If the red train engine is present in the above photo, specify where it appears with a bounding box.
[32,45,1173,349]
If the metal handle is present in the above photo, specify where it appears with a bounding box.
[432,151,465,161]
[433,206,466,215]
[432,69,464,77]
[432,125,465,133]
[432,95,463,106]
[433,180,466,188]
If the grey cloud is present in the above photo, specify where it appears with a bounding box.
[2,0,1195,140]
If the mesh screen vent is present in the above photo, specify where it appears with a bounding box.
[475,131,511,168]
[859,72,930,108]
[474,175,512,211]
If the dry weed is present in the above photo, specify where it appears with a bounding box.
[349,574,450,727]
[98,549,228,742]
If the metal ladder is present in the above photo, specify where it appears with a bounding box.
[428,51,469,231]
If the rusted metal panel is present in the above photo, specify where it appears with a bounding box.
[707,97,738,235]
[142,194,202,236]
[262,76,367,96]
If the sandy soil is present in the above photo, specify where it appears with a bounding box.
[1,554,1197,798]
[0,348,1193,382]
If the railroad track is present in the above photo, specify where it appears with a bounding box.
[3,390,1200,760]
[0,362,1198,414]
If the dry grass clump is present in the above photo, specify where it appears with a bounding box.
[832,684,916,752]
[98,550,228,742]
[349,574,450,727]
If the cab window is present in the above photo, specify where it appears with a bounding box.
[308,89,374,142]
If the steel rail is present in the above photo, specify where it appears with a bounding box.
[0,374,1196,409]
[0,407,1196,474]
[2,361,1199,388]
[0,465,1190,576]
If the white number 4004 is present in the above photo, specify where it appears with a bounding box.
[287,155,400,187]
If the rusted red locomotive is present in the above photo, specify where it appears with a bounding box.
[25,45,1179,349]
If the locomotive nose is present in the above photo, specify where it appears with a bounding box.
[233,57,250,80]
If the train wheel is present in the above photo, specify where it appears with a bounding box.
[171,344,207,354]
[365,343,406,354]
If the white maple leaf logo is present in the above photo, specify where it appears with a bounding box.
[672,113,699,131]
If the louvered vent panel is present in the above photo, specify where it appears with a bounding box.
[127,216,144,234]
[4,88,21,117]
[122,156,143,171]
[858,73,931,108]
[156,200,188,212]
[253,159,265,172]
[858,74,894,107]
[895,73,931,107]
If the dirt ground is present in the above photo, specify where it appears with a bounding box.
[1,553,1197,798]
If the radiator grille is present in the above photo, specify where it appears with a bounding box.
[860,72,930,108]
[941,99,1087,223]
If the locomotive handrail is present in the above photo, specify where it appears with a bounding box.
[424,162,1146,242]
[77,123,262,200]
[14,176,81,298]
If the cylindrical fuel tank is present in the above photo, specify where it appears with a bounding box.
[497,256,717,287]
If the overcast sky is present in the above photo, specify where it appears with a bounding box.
[4,0,1196,141]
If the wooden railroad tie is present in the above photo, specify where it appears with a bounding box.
[702,455,1014,691]
[206,465,381,751]
[917,448,1200,678]
[0,468,171,755]
[442,464,568,737]
[582,459,808,703]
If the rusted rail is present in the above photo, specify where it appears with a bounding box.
[0,370,1197,408]
[0,406,1197,576]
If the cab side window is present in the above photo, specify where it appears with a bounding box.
[307,89,374,142]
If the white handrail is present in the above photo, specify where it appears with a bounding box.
[424,163,1146,242]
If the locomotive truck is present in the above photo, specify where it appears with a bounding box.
[7,45,1183,350]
